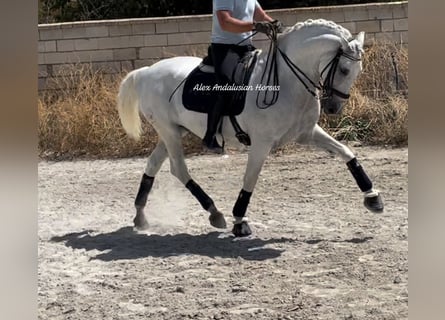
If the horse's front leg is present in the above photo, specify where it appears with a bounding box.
[310,124,384,213]
[232,143,272,237]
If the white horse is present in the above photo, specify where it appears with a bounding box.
[117,19,384,237]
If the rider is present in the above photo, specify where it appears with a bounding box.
[203,0,280,153]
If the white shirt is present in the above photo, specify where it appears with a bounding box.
[211,0,261,44]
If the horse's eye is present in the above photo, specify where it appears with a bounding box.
[340,67,350,76]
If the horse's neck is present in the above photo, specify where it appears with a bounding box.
[267,31,341,96]
[277,33,327,81]
[247,37,321,118]
[251,35,321,100]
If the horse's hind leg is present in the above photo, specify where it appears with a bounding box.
[310,124,384,213]
[157,125,227,229]
[133,140,168,229]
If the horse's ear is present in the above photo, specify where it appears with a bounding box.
[356,31,365,49]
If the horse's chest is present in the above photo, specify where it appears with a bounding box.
[279,105,319,143]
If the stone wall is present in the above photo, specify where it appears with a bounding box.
[38,2,408,90]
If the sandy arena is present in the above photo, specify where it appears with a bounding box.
[38,146,408,319]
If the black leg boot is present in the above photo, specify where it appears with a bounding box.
[202,98,224,154]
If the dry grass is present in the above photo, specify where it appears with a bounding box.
[38,41,407,160]
[39,64,156,160]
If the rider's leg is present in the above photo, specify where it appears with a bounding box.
[202,43,231,153]
[202,95,225,153]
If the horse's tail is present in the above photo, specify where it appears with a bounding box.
[117,69,142,140]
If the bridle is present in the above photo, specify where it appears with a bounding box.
[317,48,362,101]
[256,26,362,108]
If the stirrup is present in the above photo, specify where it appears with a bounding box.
[236,132,251,146]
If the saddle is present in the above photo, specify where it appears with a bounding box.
[181,47,261,145]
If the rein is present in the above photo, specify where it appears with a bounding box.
[236,30,281,108]
[255,27,281,108]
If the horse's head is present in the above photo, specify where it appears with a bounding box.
[261,19,365,114]
[277,20,365,114]
[319,32,365,115]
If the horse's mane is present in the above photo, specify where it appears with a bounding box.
[285,19,352,40]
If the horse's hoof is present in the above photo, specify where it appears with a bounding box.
[209,212,227,229]
[364,193,384,213]
[133,215,149,230]
[232,221,252,237]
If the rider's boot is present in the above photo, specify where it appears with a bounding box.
[202,99,224,154]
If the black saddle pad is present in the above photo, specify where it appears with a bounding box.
[182,66,247,116]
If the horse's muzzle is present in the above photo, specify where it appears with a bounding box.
[321,97,344,114]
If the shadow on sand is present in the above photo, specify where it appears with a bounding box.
[50,227,295,262]
[51,227,374,262]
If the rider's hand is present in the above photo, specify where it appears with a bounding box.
[272,19,285,33]
[254,21,273,35]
